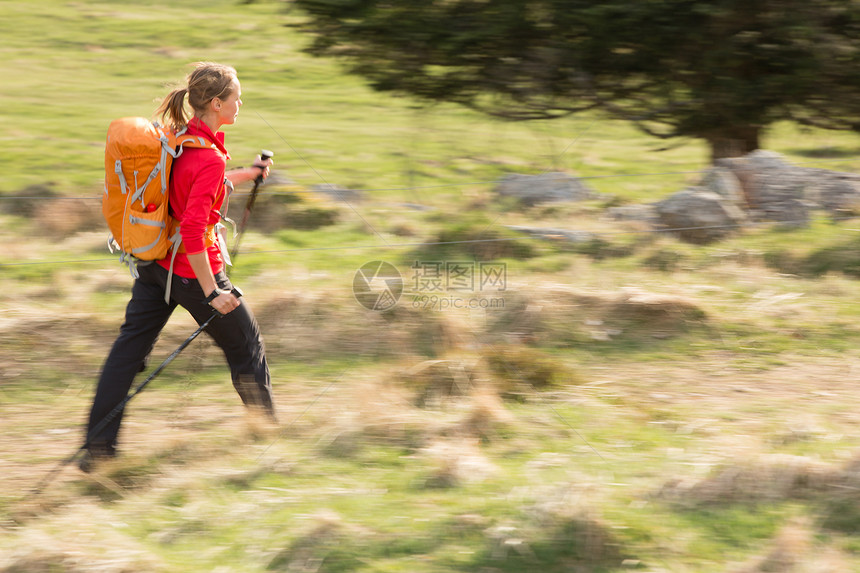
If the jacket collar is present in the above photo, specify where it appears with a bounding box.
[186,117,231,159]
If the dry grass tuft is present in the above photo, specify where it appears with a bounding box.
[610,286,707,332]
[457,385,515,441]
[33,199,102,239]
[660,449,860,514]
[255,292,460,360]
[730,518,848,573]
[482,343,582,398]
[398,354,483,407]
[659,454,833,506]
[315,373,515,457]
[420,438,499,488]
[0,502,163,572]
[266,510,369,572]
[738,519,810,572]
[521,483,624,565]
[554,511,623,565]
[391,343,581,407]
[0,551,87,573]
[314,375,446,454]
[487,285,707,345]
[240,408,283,443]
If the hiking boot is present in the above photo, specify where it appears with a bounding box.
[78,442,116,473]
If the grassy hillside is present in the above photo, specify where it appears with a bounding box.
[4,1,860,572]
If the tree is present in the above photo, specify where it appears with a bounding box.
[292,0,860,162]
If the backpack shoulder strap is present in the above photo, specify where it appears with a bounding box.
[160,123,220,158]
[175,133,218,151]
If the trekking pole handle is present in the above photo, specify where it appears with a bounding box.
[203,286,243,315]
[254,150,274,185]
[217,287,244,317]
[230,152,272,262]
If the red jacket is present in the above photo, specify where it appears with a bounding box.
[157,117,231,279]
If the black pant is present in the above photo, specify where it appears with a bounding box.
[85,262,274,449]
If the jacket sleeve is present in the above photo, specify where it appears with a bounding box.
[179,155,225,254]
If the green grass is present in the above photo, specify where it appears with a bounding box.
[6,0,860,571]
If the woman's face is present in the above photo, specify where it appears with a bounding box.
[216,78,243,127]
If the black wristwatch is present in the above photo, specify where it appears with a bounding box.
[203,288,228,306]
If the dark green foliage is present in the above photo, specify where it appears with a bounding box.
[821,494,860,533]
[643,248,687,272]
[227,194,338,233]
[1,184,58,216]
[282,206,340,231]
[565,236,635,260]
[763,236,860,278]
[293,0,860,161]
[484,344,581,398]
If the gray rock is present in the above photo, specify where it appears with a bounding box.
[654,188,747,244]
[311,183,365,203]
[716,151,809,223]
[749,197,810,228]
[607,204,659,224]
[699,167,746,207]
[505,225,595,243]
[744,149,794,173]
[611,150,860,243]
[494,172,596,206]
[804,170,860,216]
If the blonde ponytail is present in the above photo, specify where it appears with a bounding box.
[156,87,189,131]
[155,62,237,131]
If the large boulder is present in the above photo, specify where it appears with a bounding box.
[654,188,747,244]
[494,172,596,206]
[606,150,860,245]
[699,166,747,207]
[803,170,860,216]
[716,150,810,224]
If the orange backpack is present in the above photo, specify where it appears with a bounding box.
[103,117,217,267]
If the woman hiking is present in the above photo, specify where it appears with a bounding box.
[81,62,276,471]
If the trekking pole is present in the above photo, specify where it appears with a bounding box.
[231,149,274,261]
[31,288,242,496]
